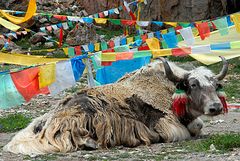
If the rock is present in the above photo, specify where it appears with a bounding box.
[77,0,227,22]
[0,38,21,51]
[44,42,55,48]
[66,24,100,46]
[29,32,48,45]
[209,144,217,151]
[39,17,48,23]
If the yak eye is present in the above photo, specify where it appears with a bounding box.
[191,84,197,88]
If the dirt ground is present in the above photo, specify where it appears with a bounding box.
[0,108,240,161]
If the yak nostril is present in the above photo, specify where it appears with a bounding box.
[209,108,216,113]
[213,103,222,109]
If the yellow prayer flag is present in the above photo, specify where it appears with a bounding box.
[146,38,171,58]
[39,63,56,88]
[101,53,116,62]
[161,29,168,34]
[192,28,199,36]
[0,17,21,31]
[231,14,240,33]
[151,49,172,58]
[0,52,66,66]
[63,48,68,55]
[94,18,107,24]
[165,22,178,27]
[146,38,160,50]
[0,0,37,24]
[230,41,240,49]
[127,37,134,44]
[94,43,100,51]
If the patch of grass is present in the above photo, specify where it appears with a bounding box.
[0,114,32,133]
[24,154,58,161]
[207,57,240,75]
[184,133,240,153]
[167,55,195,62]
[224,78,240,102]
[14,36,32,50]
[117,152,131,158]
[0,64,26,72]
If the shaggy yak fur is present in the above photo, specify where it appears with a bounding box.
[4,59,227,155]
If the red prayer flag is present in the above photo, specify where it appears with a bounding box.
[99,12,105,18]
[196,22,210,40]
[108,40,115,48]
[53,15,67,21]
[129,11,137,20]
[116,52,134,60]
[59,27,63,47]
[121,20,136,26]
[138,45,150,51]
[74,46,82,55]
[175,26,183,34]
[141,34,148,42]
[102,48,115,53]
[11,68,49,102]
[211,21,217,30]
[172,47,191,56]
[101,62,113,66]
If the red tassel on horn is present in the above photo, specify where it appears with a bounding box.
[219,96,228,113]
[172,89,188,117]
[217,89,228,113]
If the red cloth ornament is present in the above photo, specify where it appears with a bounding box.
[172,89,188,117]
[217,89,228,113]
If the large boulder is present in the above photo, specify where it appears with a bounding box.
[78,0,228,21]
[29,32,48,45]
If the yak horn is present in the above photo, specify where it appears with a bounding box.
[156,57,183,83]
[216,56,228,81]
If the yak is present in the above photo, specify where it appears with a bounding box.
[4,57,228,155]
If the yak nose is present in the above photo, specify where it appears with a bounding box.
[209,103,223,114]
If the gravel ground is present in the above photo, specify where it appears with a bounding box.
[0,107,240,161]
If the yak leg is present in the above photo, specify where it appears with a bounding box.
[187,117,203,136]
[154,114,191,142]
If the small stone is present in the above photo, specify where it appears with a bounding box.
[44,42,54,48]
[39,17,48,23]
[209,144,216,151]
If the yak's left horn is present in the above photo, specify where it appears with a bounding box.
[155,57,184,83]
[216,56,228,81]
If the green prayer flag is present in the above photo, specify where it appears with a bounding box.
[68,21,74,28]
[213,17,229,36]
[0,74,25,109]
[177,34,184,42]
[134,35,141,41]
[101,41,108,50]
[68,47,75,57]
[109,19,121,25]
[161,41,168,49]
[133,51,152,58]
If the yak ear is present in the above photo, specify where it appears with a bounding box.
[176,81,188,91]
